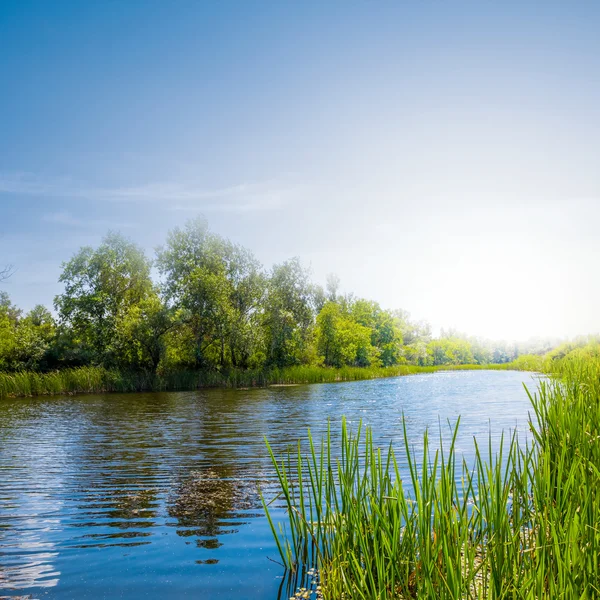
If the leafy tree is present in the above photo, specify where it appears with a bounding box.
[114,293,181,373]
[391,311,430,365]
[179,260,234,368]
[13,305,56,370]
[427,337,474,366]
[471,339,493,365]
[0,293,18,370]
[0,296,57,371]
[311,284,327,315]
[350,299,403,366]
[0,291,20,320]
[2,217,547,375]
[156,217,212,303]
[55,232,154,365]
[222,243,267,368]
[157,218,266,369]
[263,258,315,367]
[316,301,378,367]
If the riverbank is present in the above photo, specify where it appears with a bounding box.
[263,351,599,598]
[0,359,541,399]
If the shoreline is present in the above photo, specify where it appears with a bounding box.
[0,362,537,400]
[263,352,599,597]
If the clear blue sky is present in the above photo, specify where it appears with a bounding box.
[1,0,599,340]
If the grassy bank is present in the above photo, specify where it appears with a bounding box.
[0,357,543,400]
[262,353,599,598]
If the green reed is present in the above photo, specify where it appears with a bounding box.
[0,364,502,399]
[0,356,546,400]
[262,354,600,598]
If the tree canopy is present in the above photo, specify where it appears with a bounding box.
[0,219,550,374]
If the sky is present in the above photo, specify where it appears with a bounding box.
[1,0,599,341]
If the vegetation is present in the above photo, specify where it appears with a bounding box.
[0,218,561,395]
[262,346,600,598]
[0,363,517,399]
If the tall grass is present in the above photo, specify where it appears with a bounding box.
[0,356,545,400]
[0,363,513,399]
[262,355,600,598]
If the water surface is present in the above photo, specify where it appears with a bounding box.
[0,370,539,599]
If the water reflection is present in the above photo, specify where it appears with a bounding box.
[0,405,67,592]
[0,498,61,590]
[167,467,263,563]
[0,551,59,590]
[0,370,538,598]
[276,566,322,600]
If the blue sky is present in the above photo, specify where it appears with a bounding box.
[1,1,599,340]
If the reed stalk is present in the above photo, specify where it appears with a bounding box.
[0,362,537,399]
[262,354,600,598]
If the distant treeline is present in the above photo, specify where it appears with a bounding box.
[0,218,561,376]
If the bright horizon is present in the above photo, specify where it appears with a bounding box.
[1,1,599,342]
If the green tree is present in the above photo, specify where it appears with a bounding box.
[222,244,267,368]
[471,339,493,365]
[350,299,403,366]
[13,305,56,370]
[114,293,181,373]
[263,258,315,367]
[316,301,377,367]
[157,218,266,369]
[427,337,474,366]
[395,312,432,365]
[0,292,18,370]
[55,232,153,366]
[326,273,340,302]
[0,296,57,371]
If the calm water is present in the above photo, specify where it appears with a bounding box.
[0,370,540,599]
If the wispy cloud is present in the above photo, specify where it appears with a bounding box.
[171,190,288,213]
[0,172,296,213]
[42,211,136,229]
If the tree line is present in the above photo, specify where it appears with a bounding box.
[0,218,554,374]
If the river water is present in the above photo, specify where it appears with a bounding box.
[0,370,540,599]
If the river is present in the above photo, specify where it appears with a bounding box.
[0,370,540,599]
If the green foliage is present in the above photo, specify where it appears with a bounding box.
[113,293,180,372]
[316,301,378,367]
[54,231,154,365]
[351,299,403,366]
[0,295,57,371]
[0,217,582,380]
[12,305,56,370]
[156,217,267,370]
[427,336,474,366]
[263,258,315,367]
[0,293,18,369]
[0,364,441,399]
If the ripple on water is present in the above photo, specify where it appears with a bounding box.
[0,370,539,598]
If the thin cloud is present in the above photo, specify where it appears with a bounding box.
[0,172,77,197]
[171,191,289,213]
[0,172,296,213]
[42,211,136,229]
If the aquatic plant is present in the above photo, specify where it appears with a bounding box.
[262,355,600,598]
[0,364,514,399]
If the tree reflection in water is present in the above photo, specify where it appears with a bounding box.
[70,487,159,548]
[167,468,262,563]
